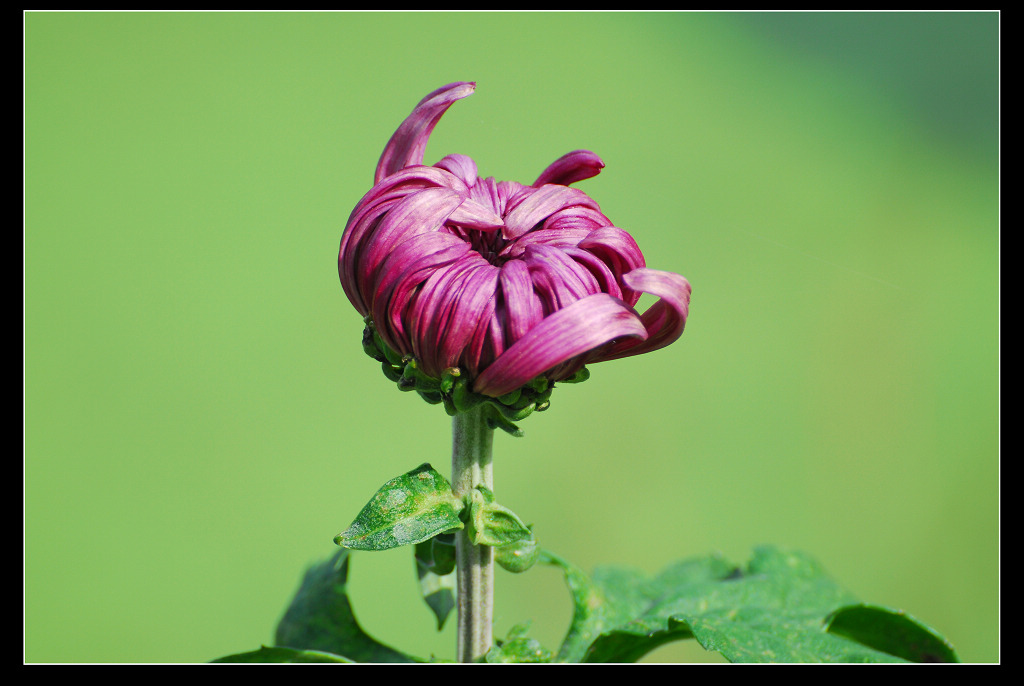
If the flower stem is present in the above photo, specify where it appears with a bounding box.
[451,405,494,663]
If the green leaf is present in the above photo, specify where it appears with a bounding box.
[335,463,463,551]
[824,604,959,663]
[466,487,532,547]
[545,546,960,663]
[274,548,422,663]
[211,646,354,663]
[494,527,540,574]
[414,534,457,630]
[485,623,553,663]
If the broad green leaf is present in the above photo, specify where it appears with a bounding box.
[824,604,959,663]
[211,646,353,663]
[274,548,422,663]
[545,546,959,663]
[336,463,463,551]
[414,534,457,630]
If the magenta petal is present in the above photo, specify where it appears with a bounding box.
[472,293,648,398]
[371,233,471,354]
[577,226,647,306]
[534,150,605,187]
[339,165,470,313]
[497,226,591,260]
[374,82,476,185]
[434,263,500,375]
[434,153,478,187]
[410,257,498,378]
[502,184,601,240]
[563,247,624,301]
[524,244,599,312]
[447,196,504,231]
[540,205,613,233]
[498,260,543,345]
[598,268,692,361]
[358,187,465,305]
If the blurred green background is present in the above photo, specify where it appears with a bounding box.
[25,12,998,663]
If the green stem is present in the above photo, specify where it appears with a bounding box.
[451,405,495,663]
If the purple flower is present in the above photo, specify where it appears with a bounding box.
[339,82,691,418]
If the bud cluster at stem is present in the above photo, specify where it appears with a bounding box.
[362,317,589,435]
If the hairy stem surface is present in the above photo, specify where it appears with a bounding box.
[451,405,495,662]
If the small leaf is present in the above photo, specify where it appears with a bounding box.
[414,534,457,630]
[466,488,532,547]
[494,527,540,573]
[825,604,959,663]
[336,463,463,551]
[274,548,422,663]
[211,646,354,663]
[485,623,553,663]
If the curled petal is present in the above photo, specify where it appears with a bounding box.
[502,184,601,240]
[447,196,504,231]
[375,82,476,185]
[562,247,624,301]
[498,259,543,345]
[497,226,592,260]
[472,294,648,398]
[598,268,692,362]
[371,233,471,355]
[408,254,498,378]
[358,188,465,307]
[578,226,647,306]
[523,244,600,313]
[339,165,469,314]
[432,262,500,377]
[534,150,605,187]
[540,205,614,233]
[434,153,478,187]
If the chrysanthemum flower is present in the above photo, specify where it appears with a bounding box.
[339,82,691,431]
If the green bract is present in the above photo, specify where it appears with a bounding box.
[362,317,589,436]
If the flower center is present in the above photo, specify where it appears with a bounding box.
[452,225,511,267]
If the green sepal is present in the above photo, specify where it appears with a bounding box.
[380,360,402,382]
[439,368,459,395]
[560,367,590,384]
[335,464,463,551]
[402,358,440,392]
[483,406,526,437]
[414,534,457,630]
[379,336,404,367]
[451,375,484,413]
[362,325,384,362]
[417,390,443,405]
[526,375,551,393]
[464,486,532,548]
[359,319,590,435]
[498,401,538,422]
[497,388,521,405]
